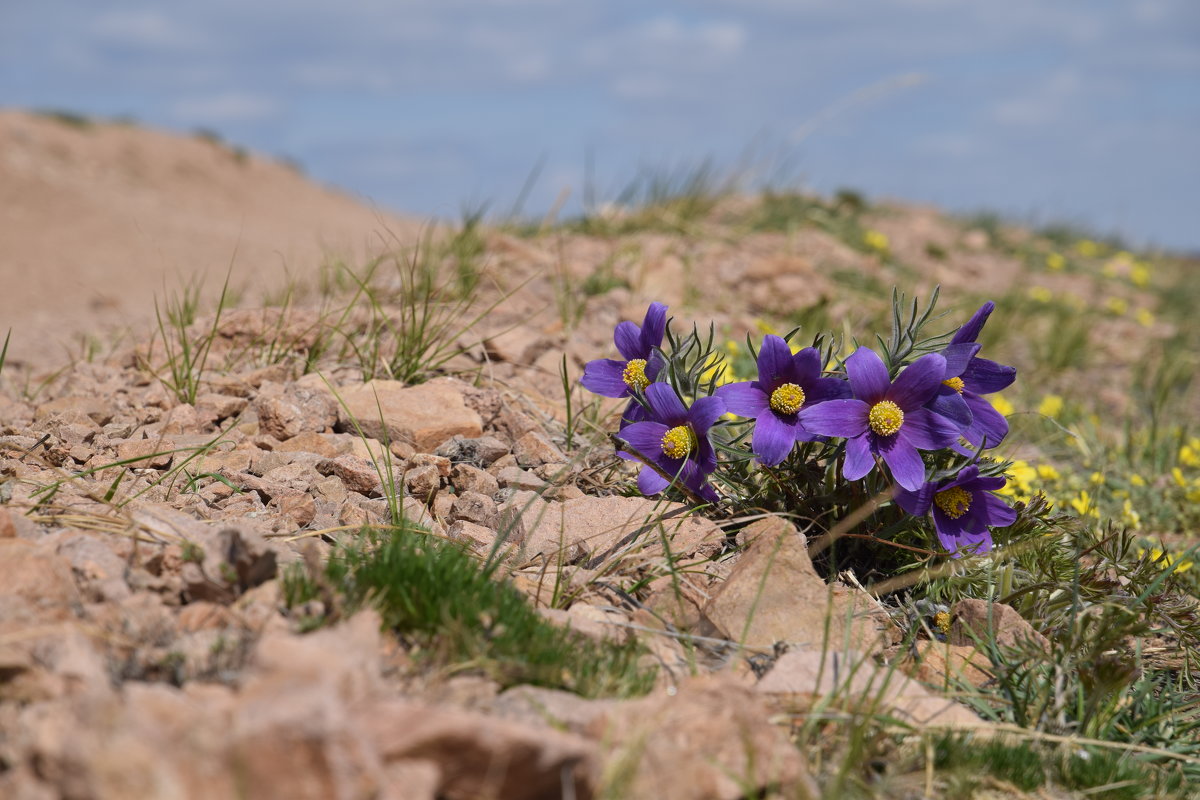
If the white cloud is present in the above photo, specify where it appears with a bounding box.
[90,9,202,51]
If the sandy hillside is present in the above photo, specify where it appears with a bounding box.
[0,110,420,367]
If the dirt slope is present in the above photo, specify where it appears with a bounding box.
[0,110,420,367]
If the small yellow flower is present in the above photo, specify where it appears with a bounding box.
[1089,471,1105,485]
[1130,262,1151,287]
[991,395,1015,416]
[1075,239,1101,258]
[1179,439,1200,468]
[1135,308,1155,327]
[1036,464,1060,481]
[725,339,740,356]
[1069,490,1091,516]
[1172,467,1187,488]
[1038,394,1064,419]
[1027,286,1053,303]
[1121,499,1141,529]
[1139,547,1193,574]
[1046,252,1066,271]
[864,229,890,254]
[1130,473,1146,487]
[754,319,779,337]
[1105,297,1128,316]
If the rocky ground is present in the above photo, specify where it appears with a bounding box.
[1,113,1192,800]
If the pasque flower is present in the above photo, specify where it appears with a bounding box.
[895,465,1017,556]
[580,302,668,427]
[929,301,1017,451]
[798,348,959,491]
[715,335,850,466]
[616,382,725,504]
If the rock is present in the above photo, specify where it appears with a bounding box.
[408,452,451,478]
[450,463,500,497]
[34,396,112,426]
[588,675,812,800]
[404,464,442,501]
[494,465,546,491]
[179,525,279,604]
[336,380,482,452]
[195,392,249,421]
[319,454,383,496]
[492,685,613,735]
[276,430,342,457]
[360,699,596,800]
[255,382,339,441]
[512,494,725,565]
[115,438,174,468]
[446,520,499,553]
[56,533,131,603]
[947,598,1050,653]
[899,641,993,689]
[703,516,885,652]
[450,491,498,528]
[513,431,563,468]
[0,540,81,625]
[756,648,987,729]
[484,325,550,365]
[436,435,509,467]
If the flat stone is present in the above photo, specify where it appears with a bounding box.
[948,598,1050,653]
[703,516,885,652]
[336,380,482,453]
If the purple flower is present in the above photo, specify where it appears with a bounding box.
[715,335,851,466]
[895,465,1017,556]
[580,302,668,427]
[616,383,726,504]
[797,348,959,491]
[929,301,1017,451]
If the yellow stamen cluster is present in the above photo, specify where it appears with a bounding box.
[868,400,904,436]
[622,359,650,392]
[942,376,965,394]
[933,610,952,636]
[935,486,972,519]
[769,383,806,415]
[660,425,695,459]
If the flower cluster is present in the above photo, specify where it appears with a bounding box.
[580,297,1020,558]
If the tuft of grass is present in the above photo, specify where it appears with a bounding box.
[147,270,233,405]
[283,524,656,698]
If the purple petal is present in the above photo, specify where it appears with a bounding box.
[687,395,727,435]
[928,390,973,428]
[942,465,981,489]
[580,358,631,398]
[933,509,968,552]
[618,398,649,430]
[950,301,995,345]
[895,483,934,516]
[879,436,927,491]
[970,474,1006,492]
[806,375,853,404]
[900,407,961,451]
[798,398,869,438]
[962,357,1017,394]
[715,382,770,418]
[889,353,947,411]
[639,302,668,351]
[618,421,669,459]
[752,412,798,467]
[791,347,822,385]
[680,461,720,504]
[645,352,667,381]
[843,435,875,481]
[694,436,718,474]
[614,321,644,361]
[963,397,1009,449]
[979,492,1017,528]
[756,335,795,386]
[644,383,687,425]
[845,347,891,403]
[638,466,669,496]
[941,342,981,377]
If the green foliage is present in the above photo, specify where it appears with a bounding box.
[147,271,232,405]
[283,525,656,698]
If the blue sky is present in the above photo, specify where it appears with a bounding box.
[3,1,1197,250]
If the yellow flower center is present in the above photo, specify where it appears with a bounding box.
[769,383,806,415]
[933,610,951,635]
[622,359,650,392]
[942,376,965,394]
[934,486,972,519]
[868,400,904,436]
[660,425,695,459]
